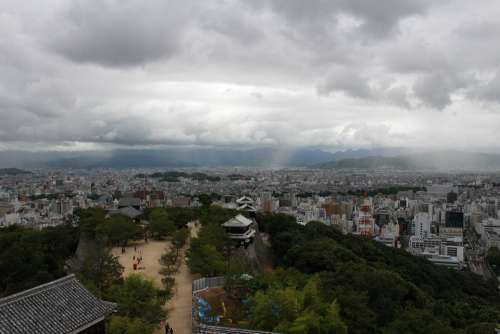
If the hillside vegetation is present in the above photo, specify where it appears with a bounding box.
[240,214,500,333]
[185,211,500,333]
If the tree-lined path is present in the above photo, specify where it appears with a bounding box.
[163,221,200,334]
[112,221,200,334]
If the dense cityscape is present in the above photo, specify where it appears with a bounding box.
[2,167,500,277]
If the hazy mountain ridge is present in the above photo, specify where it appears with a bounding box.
[316,151,500,170]
[1,148,498,170]
[0,168,32,175]
[0,148,340,168]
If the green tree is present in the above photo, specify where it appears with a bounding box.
[384,309,455,334]
[187,243,225,276]
[0,229,50,296]
[149,208,175,239]
[0,224,79,296]
[250,286,303,331]
[159,249,178,275]
[109,274,165,325]
[108,316,155,334]
[322,301,348,334]
[465,322,498,334]
[197,222,230,252]
[172,228,189,255]
[199,206,239,226]
[250,290,281,330]
[76,242,123,297]
[285,308,347,334]
[165,207,199,229]
[76,208,106,237]
[198,193,213,207]
[97,215,141,246]
[486,247,500,275]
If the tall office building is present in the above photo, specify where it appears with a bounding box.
[440,208,464,238]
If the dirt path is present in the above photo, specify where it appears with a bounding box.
[163,222,200,334]
[112,239,170,287]
[112,222,200,334]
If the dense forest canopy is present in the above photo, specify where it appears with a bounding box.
[247,214,500,333]
[0,223,79,296]
[187,210,500,333]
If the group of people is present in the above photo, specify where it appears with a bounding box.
[132,246,146,270]
[164,322,174,334]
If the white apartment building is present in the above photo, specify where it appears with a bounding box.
[413,212,431,238]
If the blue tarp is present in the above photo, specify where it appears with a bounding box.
[196,297,221,324]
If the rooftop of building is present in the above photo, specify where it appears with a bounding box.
[223,214,253,227]
[0,274,116,334]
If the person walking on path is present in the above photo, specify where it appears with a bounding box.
[164,322,170,334]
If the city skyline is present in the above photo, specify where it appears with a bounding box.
[1,0,500,153]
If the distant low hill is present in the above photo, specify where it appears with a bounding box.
[315,151,500,170]
[0,168,31,175]
[1,147,498,170]
[0,148,340,168]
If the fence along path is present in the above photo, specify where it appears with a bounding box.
[192,276,225,294]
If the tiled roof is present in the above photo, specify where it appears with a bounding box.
[238,203,257,212]
[118,197,141,207]
[107,206,142,218]
[0,275,116,334]
[223,214,253,227]
[118,206,142,218]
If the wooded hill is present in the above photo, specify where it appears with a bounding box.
[247,214,500,333]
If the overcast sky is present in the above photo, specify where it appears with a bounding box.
[1,0,500,152]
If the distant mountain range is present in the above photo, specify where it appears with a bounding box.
[0,148,499,170]
[0,168,32,175]
[0,148,339,168]
[315,152,500,171]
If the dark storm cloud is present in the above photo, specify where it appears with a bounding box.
[47,0,431,68]
[412,72,475,110]
[337,0,430,37]
[47,0,193,67]
[260,0,430,38]
[1,0,500,151]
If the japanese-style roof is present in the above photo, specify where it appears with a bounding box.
[108,206,142,219]
[223,214,253,227]
[236,196,254,205]
[118,197,141,207]
[0,275,116,334]
[118,206,142,218]
[238,203,257,212]
[97,194,112,203]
